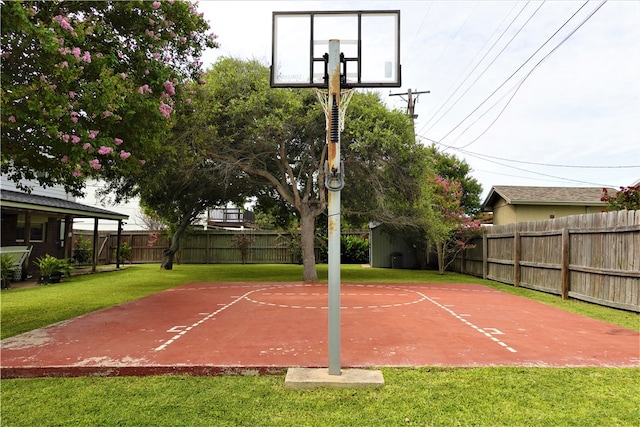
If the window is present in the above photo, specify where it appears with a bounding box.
[16,214,47,242]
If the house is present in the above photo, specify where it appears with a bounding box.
[481,186,612,225]
[1,183,128,279]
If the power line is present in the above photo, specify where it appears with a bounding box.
[419,1,538,134]
[431,140,639,169]
[436,1,592,147]
[418,135,620,187]
[451,0,609,150]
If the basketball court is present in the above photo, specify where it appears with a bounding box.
[3,11,638,379]
[2,281,638,378]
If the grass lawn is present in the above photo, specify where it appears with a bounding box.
[2,264,639,426]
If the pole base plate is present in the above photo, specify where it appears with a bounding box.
[284,367,384,389]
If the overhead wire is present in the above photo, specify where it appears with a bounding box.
[452,0,609,150]
[401,3,432,68]
[417,1,522,125]
[418,135,616,187]
[414,1,480,89]
[419,1,537,134]
[434,1,593,147]
[431,140,639,169]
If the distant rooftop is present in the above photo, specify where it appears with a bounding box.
[481,186,613,211]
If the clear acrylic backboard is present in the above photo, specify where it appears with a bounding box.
[271,10,401,88]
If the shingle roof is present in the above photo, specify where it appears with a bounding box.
[482,186,613,211]
[1,189,128,220]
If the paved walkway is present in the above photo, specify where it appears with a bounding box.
[1,282,638,378]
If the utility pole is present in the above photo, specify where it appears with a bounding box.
[389,88,430,120]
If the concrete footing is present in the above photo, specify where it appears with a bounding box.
[284,367,385,389]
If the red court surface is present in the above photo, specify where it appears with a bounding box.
[2,282,639,378]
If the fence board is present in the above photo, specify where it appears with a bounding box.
[453,210,639,312]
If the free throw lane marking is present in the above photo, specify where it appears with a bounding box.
[153,288,265,352]
[419,291,517,353]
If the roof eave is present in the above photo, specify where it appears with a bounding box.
[1,200,128,221]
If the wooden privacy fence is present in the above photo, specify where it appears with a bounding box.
[74,230,313,265]
[453,210,639,312]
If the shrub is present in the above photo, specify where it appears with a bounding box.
[114,242,132,264]
[72,235,93,264]
[341,235,369,264]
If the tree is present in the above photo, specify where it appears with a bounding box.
[183,59,419,281]
[104,92,248,270]
[601,185,640,211]
[424,144,483,216]
[1,1,216,196]
[192,58,326,281]
[422,176,482,274]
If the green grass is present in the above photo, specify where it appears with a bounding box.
[1,368,638,426]
[2,264,639,426]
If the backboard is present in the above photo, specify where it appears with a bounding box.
[271,10,401,88]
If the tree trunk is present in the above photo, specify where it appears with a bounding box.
[160,217,191,270]
[299,209,318,282]
[436,242,445,275]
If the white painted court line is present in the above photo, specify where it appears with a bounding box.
[243,284,428,310]
[418,291,517,353]
[153,287,266,352]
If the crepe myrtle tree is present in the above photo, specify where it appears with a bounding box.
[1,0,217,196]
[601,185,640,211]
[413,175,482,274]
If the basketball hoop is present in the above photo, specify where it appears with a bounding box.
[314,88,356,132]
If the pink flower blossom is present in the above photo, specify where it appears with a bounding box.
[61,134,70,143]
[153,1,161,9]
[88,130,99,139]
[140,159,147,165]
[120,150,131,160]
[137,84,152,94]
[71,116,78,123]
[69,91,76,99]
[83,143,91,150]
[120,72,127,79]
[186,98,192,104]
[8,115,16,123]
[61,155,69,163]
[81,51,91,63]
[149,18,155,25]
[163,80,176,96]
[103,110,112,118]
[159,102,173,118]
[71,135,81,144]
[114,138,123,145]
[53,15,74,32]
[72,47,81,58]
[98,146,114,155]
[60,61,69,68]
[89,159,102,169]
[73,169,82,177]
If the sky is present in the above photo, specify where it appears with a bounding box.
[198,0,640,199]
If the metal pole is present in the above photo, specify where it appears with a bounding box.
[327,39,341,376]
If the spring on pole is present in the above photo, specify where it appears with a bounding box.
[331,94,339,143]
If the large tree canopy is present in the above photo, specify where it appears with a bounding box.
[1,0,216,196]
[176,58,420,280]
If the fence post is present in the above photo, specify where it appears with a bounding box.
[482,232,488,280]
[514,231,521,287]
[561,228,570,299]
